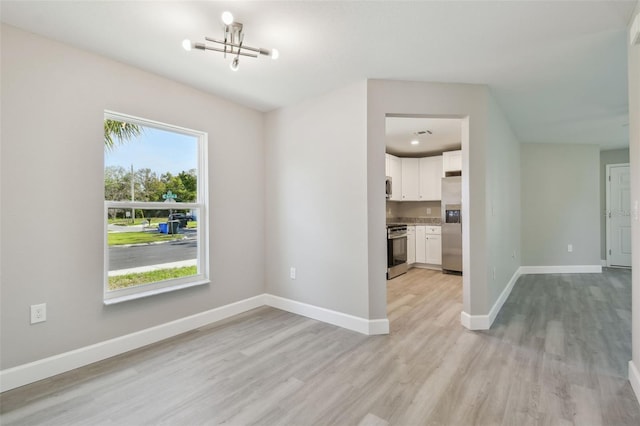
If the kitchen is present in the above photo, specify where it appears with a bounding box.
[386,117,463,284]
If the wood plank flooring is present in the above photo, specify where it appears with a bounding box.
[1,268,639,425]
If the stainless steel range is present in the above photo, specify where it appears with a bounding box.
[387,224,408,279]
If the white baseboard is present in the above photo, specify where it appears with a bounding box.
[630,360,640,405]
[0,295,266,393]
[460,311,472,329]
[461,267,521,330]
[264,294,389,336]
[0,293,389,393]
[519,265,602,274]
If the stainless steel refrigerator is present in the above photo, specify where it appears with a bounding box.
[441,176,462,273]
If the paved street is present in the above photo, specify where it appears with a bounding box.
[109,237,197,270]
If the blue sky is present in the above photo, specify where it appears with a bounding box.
[105,126,197,175]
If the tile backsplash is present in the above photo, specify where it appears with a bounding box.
[387,200,442,222]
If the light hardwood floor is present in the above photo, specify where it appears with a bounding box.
[1,268,639,425]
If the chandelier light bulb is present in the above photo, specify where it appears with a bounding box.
[182,39,192,51]
[221,11,234,25]
[270,48,279,60]
[230,57,240,71]
[411,140,419,145]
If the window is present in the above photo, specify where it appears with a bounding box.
[104,111,208,304]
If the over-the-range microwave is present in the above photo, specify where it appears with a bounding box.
[385,176,392,199]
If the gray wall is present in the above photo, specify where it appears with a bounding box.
[265,79,522,322]
[600,148,630,261]
[628,0,640,392]
[0,25,265,369]
[264,82,370,318]
[521,143,601,266]
[486,93,522,307]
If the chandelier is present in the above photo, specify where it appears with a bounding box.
[182,11,279,71]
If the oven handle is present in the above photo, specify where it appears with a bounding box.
[388,234,407,240]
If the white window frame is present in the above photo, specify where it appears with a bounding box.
[103,111,209,304]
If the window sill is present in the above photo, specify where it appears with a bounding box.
[103,279,210,305]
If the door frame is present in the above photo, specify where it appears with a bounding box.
[605,162,631,267]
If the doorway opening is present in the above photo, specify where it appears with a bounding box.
[384,115,468,326]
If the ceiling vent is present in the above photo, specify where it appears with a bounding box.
[631,13,640,46]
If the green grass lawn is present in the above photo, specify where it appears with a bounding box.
[108,232,184,246]
[109,265,197,290]
[108,217,198,229]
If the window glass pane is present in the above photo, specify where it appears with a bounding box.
[107,207,200,291]
[104,114,206,300]
[104,123,198,202]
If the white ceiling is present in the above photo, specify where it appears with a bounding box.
[386,117,462,157]
[1,1,635,150]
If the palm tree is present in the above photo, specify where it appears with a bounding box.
[104,119,142,151]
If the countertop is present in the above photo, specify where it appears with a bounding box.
[387,217,441,226]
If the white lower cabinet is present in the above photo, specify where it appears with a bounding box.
[407,226,416,264]
[425,226,442,265]
[415,226,426,263]
[414,225,441,266]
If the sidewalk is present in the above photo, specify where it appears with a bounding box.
[108,259,197,277]
[107,224,154,233]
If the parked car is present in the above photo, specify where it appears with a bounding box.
[168,213,189,228]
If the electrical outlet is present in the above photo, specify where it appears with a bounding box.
[568,244,573,253]
[30,303,46,324]
[290,267,296,280]
[426,207,432,215]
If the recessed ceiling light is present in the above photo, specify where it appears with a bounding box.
[411,140,419,145]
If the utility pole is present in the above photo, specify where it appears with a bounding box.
[130,164,135,222]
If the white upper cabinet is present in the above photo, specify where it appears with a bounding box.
[388,155,402,201]
[419,156,442,201]
[442,150,462,175]
[387,154,445,201]
[401,158,420,200]
[385,154,390,176]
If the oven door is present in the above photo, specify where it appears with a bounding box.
[387,235,407,267]
[387,234,408,279]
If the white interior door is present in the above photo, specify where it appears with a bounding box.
[607,164,632,267]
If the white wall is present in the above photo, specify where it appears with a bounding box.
[628,0,640,401]
[520,143,601,267]
[264,82,370,318]
[366,80,521,318]
[0,25,265,369]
